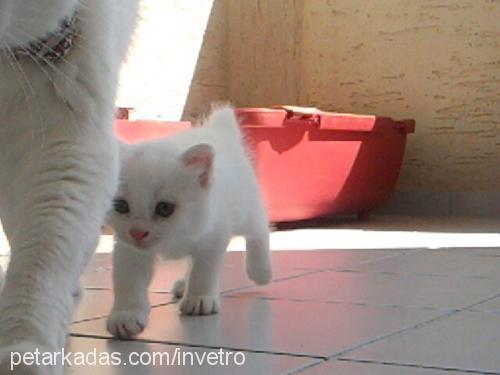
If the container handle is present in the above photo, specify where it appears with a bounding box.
[272,105,321,118]
[271,105,322,126]
[394,119,416,133]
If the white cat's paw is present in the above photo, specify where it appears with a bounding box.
[179,294,220,316]
[106,308,149,339]
[171,278,186,300]
[246,258,272,285]
[0,342,56,375]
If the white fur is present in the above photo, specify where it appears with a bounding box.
[0,1,139,374]
[0,265,4,293]
[106,107,272,338]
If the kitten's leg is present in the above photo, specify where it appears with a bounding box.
[0,138,118,375]
[106,242,156,339]
[179,237,228,316]
[245,206,273,285]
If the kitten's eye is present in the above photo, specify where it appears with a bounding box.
[113,199,130,214]
[155,201,176,218]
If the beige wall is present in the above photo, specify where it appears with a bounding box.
[120,0,500,192]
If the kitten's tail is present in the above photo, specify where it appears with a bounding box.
[204,106,243,141]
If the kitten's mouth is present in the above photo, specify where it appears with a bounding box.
[134,241,151,250]
[132,239,158,250]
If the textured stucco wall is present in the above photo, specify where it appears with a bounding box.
[224,0,500,192]
[119,0,500,192]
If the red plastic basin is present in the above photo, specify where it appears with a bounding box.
[237,107,415,221]
[115,119,190,143]
[114,107,415,222]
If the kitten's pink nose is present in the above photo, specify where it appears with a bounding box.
[129,228,149,242]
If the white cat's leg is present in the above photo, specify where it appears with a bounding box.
[0,138,118,375]
[0,265,4,293]
[107,242,156,339]
[179,238,228,316]
[72,282,84,298]
[245,207,272,285]
[171,278,186,300]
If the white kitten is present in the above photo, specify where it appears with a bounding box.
[0,1,138,374]
[106,106,272,339]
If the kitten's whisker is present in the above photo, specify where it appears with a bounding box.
[2,29,76,96]
[20,1,131,19]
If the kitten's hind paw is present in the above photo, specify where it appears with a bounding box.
[171,278,186,300]
[106,308,149,339]
[179,295,220,316]
[246,239,273,285]
[247,264,272,285]
[246,255,272,285]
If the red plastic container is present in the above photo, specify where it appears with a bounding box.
[114,106,415,222]
[115,119,190,143]
[236,106,415,222]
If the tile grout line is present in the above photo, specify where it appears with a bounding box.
[288,331,500,375]
[222,293,457,314]
[219,249,417,296]
[70,293,498,367]
[283,359,328,375]
[220,269,329,296]
[325,291,500,362]
[288,358,500,375]
[72,301,175,325]
[75,250,500,374]
[337,358,500,375]
[330,269,499,280]
[80,248,418,295]
[69,333,327,360]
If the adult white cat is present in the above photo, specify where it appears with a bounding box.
[106,107,272,338]
[0,1,139,374]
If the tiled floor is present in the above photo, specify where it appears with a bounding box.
[1,216,500,374]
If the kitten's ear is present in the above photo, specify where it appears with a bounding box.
[181,143,214,189]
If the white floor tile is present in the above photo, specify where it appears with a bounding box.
[71,296,438,357]
[73,290,171,323]
[65,337,319,375]
[299,359,473,374]
[344,311,500,374]
[237,270,500,310]
[469,295,500,314]
[81,253,321,293]
[351,248,500,278]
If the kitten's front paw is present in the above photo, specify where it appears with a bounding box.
[171,278,186,300]
[179,295,220,316]
[106,308,149,339]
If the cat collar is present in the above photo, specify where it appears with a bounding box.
[10,11,79,64]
